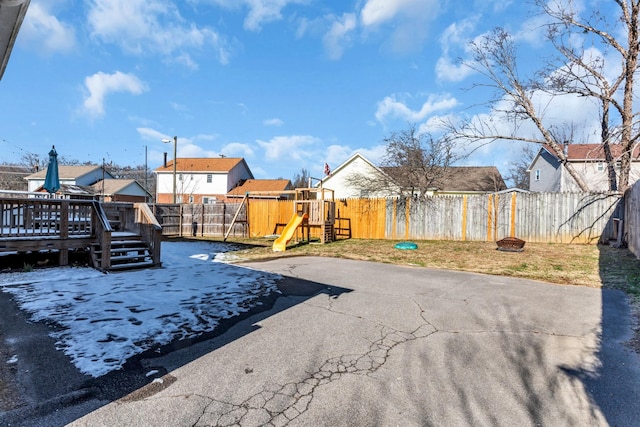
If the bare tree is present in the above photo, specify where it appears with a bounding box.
[537,0,640,191]
[449,2,640,192]
[347,124,460,201]
[291,168,310,188]
[506,145,536,190]
[445,28,591,191]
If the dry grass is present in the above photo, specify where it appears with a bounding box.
[188,236,640,297]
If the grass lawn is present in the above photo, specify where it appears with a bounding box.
[201,237,640,299]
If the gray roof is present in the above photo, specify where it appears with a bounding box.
[91,179,148,196]
[436,166,507,192]
[26,165,106,180]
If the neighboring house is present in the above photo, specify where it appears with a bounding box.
[91,179,151,203]
[155,157,254,204]
[426,166,507,196]
[227,179,294,200]
[25,165,115,193]
[528,144,640,192]
[318,153,398,199]
[24,166,149,201]
[0,164,30,191]
[318,153,506,198]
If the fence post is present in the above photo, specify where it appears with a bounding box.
[510,192,517,238]
[405,198,411,240]
[486,194,493,241]
[461,195,468,241]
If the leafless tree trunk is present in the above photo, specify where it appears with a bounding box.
[539,0,640,191]
[445,28,591,191]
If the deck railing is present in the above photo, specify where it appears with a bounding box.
[0,198,162,269]
[1,198,94,238]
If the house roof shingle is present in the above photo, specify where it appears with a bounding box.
[155,158,245,173]
[227,179,292,196]
[544,144,640,161]
[382,165,506,193]
[25,165,104,180]
[91,179,144,195]
[435,166,506,192]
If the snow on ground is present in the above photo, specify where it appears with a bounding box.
[0,241,280,377]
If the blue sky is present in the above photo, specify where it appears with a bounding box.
[0,0,603,184]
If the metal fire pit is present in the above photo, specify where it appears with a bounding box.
[496,237,526,252]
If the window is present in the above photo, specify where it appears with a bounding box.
[176,195,183,203]
[189,195,194,203]
[597,162,604,171]
[207,174,212,183]
[203,197,210,204]
[179,173,183,181]
[535,170,540,181]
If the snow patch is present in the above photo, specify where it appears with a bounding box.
[0,241,279,377]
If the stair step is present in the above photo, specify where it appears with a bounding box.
[108,260,156,271]
[111,240,146,246]
[110,254,150,262]
[110,247,149,254]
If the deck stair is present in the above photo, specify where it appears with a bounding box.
[90,233,155,271]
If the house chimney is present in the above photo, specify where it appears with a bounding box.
[164,152,167,168]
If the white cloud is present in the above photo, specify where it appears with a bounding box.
[221,142,255,157]
[257,135,319,160]
[81,71,148,118]
[323,13,357,60]
[199,0,306,31]
[435,18,478,82]
[263,118,284,127]
[87,0,231,65]
[435,57,476,83]
[375,94,458,123]
[360,0,440,53]
[20,2,75,55]
[136,127,167,141]
[360,0,419,26]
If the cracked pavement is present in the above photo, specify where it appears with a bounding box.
[68,257,640,426]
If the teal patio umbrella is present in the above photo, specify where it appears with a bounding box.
[43,145,60,195]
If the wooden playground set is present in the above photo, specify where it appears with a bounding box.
[224,186,341,251]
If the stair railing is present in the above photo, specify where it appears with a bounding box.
[91,201,113,270]
[134,203,162,266]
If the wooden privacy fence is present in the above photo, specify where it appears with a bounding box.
[625,182,640,257]
[153,202,248,238]
[152,192,623,244]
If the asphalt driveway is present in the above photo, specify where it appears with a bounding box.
[61,256,640,427]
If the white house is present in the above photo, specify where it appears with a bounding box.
[319,153,506,198]
[318,153,396,199]
[155,157,254,203]
[528,144,640,192]
[25,165,115,193]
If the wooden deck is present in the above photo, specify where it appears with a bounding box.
[0,198,162,271]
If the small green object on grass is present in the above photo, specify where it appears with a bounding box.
[394,241,418,250]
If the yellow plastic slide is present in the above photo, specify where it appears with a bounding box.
[273,212,308,252]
